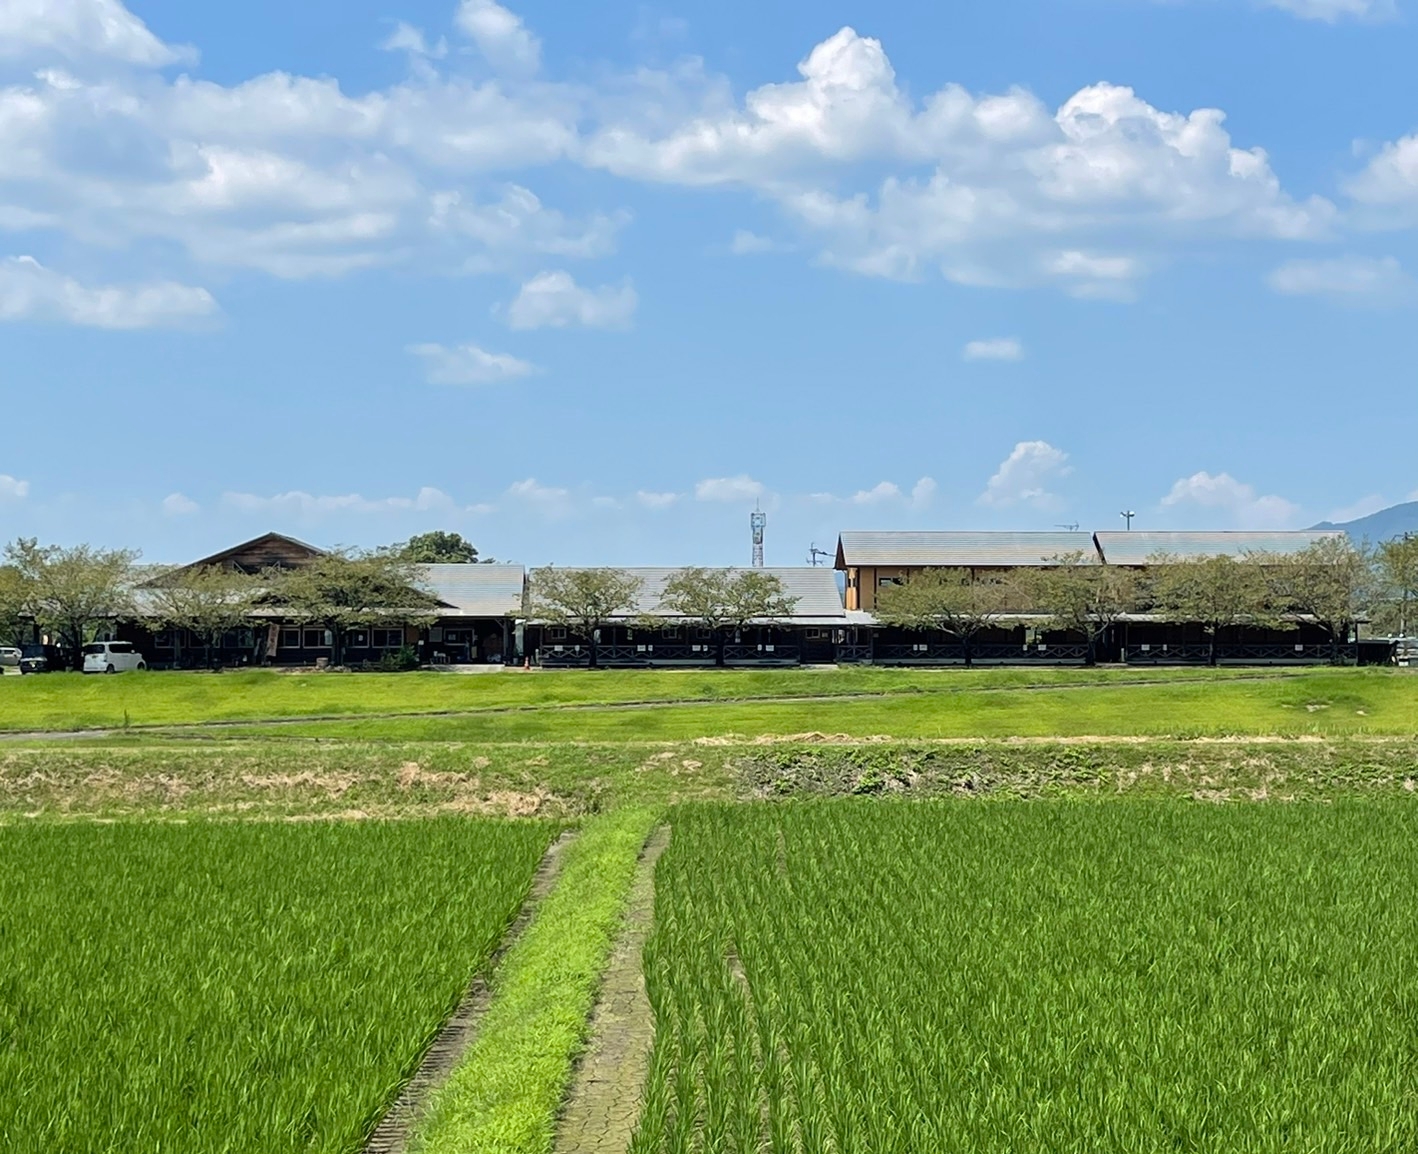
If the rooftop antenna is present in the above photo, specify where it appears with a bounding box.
[1120,510,1136,531]
[1056,523,1080,532]
[807,542,832,567]
[750,503,767,568]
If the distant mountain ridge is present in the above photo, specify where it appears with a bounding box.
[1312,500,1418,541]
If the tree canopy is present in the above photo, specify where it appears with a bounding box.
[874,568,1014,664]
[144,565,263,667]
[267,552,441,665]
[1022,551,1139,663]
[0,563,27,646]
[659,568,799,664]
[1376,535,1418,637]
[3,539,139,667]
[391,531,483,564]
[527,568,643,668]
[1269,536,1377,660]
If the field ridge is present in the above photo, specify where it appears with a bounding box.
[363,829,576,1154]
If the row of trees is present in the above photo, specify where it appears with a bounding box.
[0,539,449,669]
[0,530,798,670]
[877,536,1418,665]
[526,566,798,667]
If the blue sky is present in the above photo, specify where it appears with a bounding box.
[1,0,1415,566]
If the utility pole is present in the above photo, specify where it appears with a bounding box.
[1120,510,1136,531]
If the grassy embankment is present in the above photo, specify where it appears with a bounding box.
[0,664,1314,732]
[0,819,555,1154]
[197,667,1417,742]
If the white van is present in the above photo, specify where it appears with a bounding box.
[82,641,147,674]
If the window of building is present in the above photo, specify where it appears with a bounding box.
[444,629,472,644]
[878,576,902,588]
[373,628,405,648]
[661,626,679,639]
[805,628,827,640]
[548,626,567,641]
[280,629,301,649]
[153,630,174,648]
[303,628,332,649]
[345,630,369,648]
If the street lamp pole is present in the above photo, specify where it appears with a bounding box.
[1120,510,1136,531]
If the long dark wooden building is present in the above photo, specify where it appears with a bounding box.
[836,528,1353,665]
[107,526,1384,670]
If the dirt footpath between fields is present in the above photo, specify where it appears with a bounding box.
[362,829,575,1154]
[554,825,671,1154]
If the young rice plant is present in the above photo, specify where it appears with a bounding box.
[0,818,554,1153]
[632,801,1418,1153]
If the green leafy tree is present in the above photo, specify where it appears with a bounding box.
[1376,534,1418,638]
[1269,536,1378,664]
[1146,553,1279,666]
[392,531,484,564]
[144,566,263,668]
[0,563,28,646]
[659,568,799,665]
[3,539,138,669]
[527,568,644,669]
[874,568,1014,666]
[1022,551,1139,665]
[268,552,440,666]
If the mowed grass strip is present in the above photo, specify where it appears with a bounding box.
[634,801,1418,1153]
[0,665,1305,732]
[0,819,554,1154]
[414,806,660,1154]
[220,669,1418,742]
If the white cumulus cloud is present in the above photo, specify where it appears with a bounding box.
[0,0,194,66]
[380,22,447,61]
[729,230,781,254]
[0,474,30,500]
[696,475,766,502]
[408,341,537,385]
[586,28,1334,290]
[222,486,460,518]
[1160,470,1300,529]
[161,492,199,516]
[636,490,680,509]
[1268,255,1410,301]
[455,0,541,74]
[0,256,216,329]
[963,337,1024,362]
[1263,0,1395,20]
[504,270,638,330]
[979,441,1072,509]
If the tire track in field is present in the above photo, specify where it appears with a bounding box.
[0,672,1309,742]
[553,824,671,1154]
[362,829,575,1154]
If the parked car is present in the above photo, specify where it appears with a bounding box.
[19,644,66,674]
[82,641,147,674]
[0,646,20,671]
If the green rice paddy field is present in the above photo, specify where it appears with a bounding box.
[3,667,1418,1152]
[0,819,553,1154]
[636,802,1418,1153]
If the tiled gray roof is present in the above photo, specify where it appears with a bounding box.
[836,531,1097,568]
[420,564,527,617]
[1094,531,1342,565]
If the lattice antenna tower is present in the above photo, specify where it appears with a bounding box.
[751,504,766,568]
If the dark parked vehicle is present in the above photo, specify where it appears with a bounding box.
[19,643,67,674]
